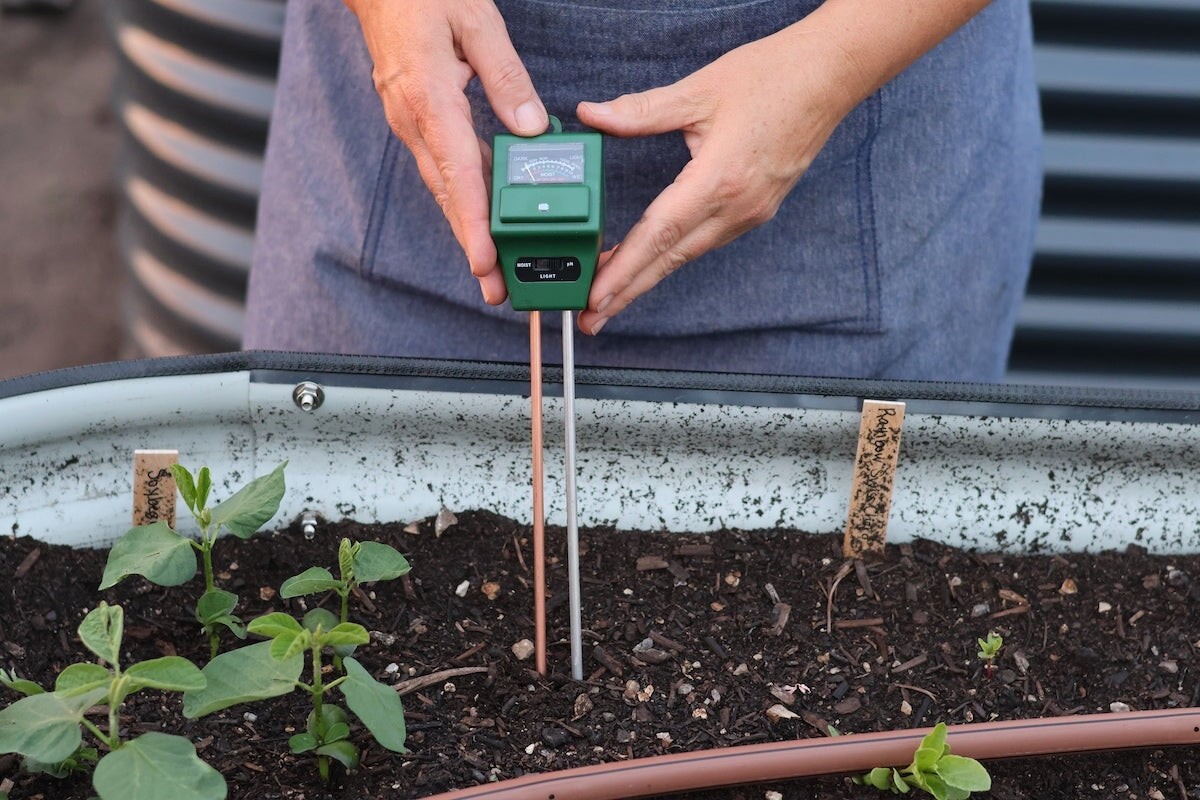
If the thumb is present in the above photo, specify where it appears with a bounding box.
[577,85,691,137]
[459,16,547,136]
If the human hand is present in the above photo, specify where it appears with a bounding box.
[344,0,548,305]
[574,24,858,335]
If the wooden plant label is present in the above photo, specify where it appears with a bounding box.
[843,400,905,558]
[133,450,178,528]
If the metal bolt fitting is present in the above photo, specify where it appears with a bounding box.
[298,509,321,540]
[292,381,325,412]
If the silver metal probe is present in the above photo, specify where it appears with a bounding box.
[562,310,583,681]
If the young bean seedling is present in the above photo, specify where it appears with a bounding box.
[0,603,223,800]
[100,462,287,658]
[977,631,1003,680]
[279,537,410,667]
[853,722,991,800]
[183,607,408,783]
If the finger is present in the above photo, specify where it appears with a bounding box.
[383,81,503,303]
[455,7,547,136]
[576,82,703,138]
[578,168,731,334]
[473,137,508,305]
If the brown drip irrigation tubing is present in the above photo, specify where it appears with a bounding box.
[529,312,547,677]
[425,708,1200,800]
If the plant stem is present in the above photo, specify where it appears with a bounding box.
[200,539,216,593]
[311,641,329,783]
[200,533,220,659]
[80,718,109,749]
[105,688,122,751]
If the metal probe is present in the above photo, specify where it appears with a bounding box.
[528,312,584,682]
[561,310,583,681]
[529,312,547,677]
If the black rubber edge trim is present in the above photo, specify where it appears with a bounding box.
[2,350,1199,423]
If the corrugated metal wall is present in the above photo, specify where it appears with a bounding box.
[109,0,282,355]
[1011,0,1200,387]
[109,0,1200,388]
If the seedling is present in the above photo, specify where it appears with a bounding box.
[0,603,223,800]
[280,537,411,626]
[100,462,287,658]
[183,607,408,783]
[977,631,1003,679]
[854,722,991,799]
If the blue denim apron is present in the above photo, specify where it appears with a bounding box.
[244,0,1041,380]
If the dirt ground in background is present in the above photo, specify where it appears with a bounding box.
[0,0,124,381]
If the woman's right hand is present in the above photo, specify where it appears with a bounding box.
[343,0,548,305]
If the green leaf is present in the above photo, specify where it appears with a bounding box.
[93,732,226,800]
[914,723,949,772]
[323,722,350,743]
[194,467,212,512]
[279,567,342,599]
[54,664,111,696]
[308,705,348,738]
[268,630,309,662]
[935,755,991,792]
[288,732,317,754]
[340,657,408,753]
[183,642,303,718]
[337,539,356,583]
[301,608,338,636]
[319,623,369,649]
[78,603,123,666]
[208,462,287,539]
[125,657,205,694]
[859,767,894,790]
[332,642,359,660]
[100,522,196,590]
[24,745,98,778]
[893,768,911,793]
[170,465,197,514]
[351,542,411,583]
[0,669,45,697]
[196,590,245,637]
[0,687,107,764]
[315,740,359,770]
[247,612,303,640]
[923,773,951,800]
[196,589,237,621]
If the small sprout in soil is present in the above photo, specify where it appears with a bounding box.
[0,602,223,800]
[185,607,408,784]
[279,537,410,666]
[853,722,991,800]
[99,462,287,659]
[977,631,1004,679]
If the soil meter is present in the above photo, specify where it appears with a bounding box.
[491,116,602,681]
[491,115,604,310]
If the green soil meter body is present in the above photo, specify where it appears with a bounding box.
[491,116,604,311]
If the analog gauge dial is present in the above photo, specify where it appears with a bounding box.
[507,142,586,185]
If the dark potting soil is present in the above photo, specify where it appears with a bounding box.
[1,510,1198,800]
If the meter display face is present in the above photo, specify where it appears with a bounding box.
[507,142,586,185]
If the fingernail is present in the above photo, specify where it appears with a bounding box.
[596,294,614,315]
[480,284,493,305]
[590,316,608,336]
[580,101,613,117]
[514,101,545,134]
